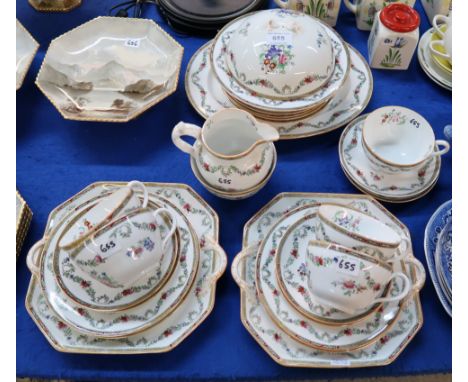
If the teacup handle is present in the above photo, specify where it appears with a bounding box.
[26,239,45,277]
[172,122,202,156]
[401,257,426,292]
[429,40,451,60]
[153,208,177,250]
[197,236,228,295]
[391,237,412,261]
[273,0,290,9]
[343,0,357,14]
[231,243,259,293]
[433,14,449,37]
[372,272,411,305]
[432,140,451,157]
[127,180,148,208]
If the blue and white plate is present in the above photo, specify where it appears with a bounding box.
[424,199,452,316]
[436,219,452,293]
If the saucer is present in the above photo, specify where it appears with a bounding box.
[255,204,403,352]
[233,192,423,367]
[424,200,452,316]
[339,115,441,203]
[189,145,277,200]
[418,28,451,91]
[430,24,451,75]
[186,41,372,139]
[42,197,199,338]
[276,212,391,326]
[55,199,180,312]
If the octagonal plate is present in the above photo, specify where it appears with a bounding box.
[29,0,82,12]
[36,17,183,122]
[16,20,39,90]
[25,182,227,353]
[234,192,423,368]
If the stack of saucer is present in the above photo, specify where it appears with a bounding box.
[232,192,426,367]
[25,181,227,353]
[16,190,33,258]
[339,106,450,203]
[185,9,374,140]
[424,200,452,316]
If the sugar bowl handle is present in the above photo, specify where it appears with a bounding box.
[343,0,357,13]
[273,0,290,8]
[172,122,202,156]
[27,239,45,277]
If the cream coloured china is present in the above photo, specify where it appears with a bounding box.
[28,195,199,338]
[368,5,420,70]
[29,0,82,12]
[362,106,450,172]
[190,148,277,200]
[172,108,278,192]
[417,28,451,91]
[70,206,176,290]
[211,10,350,115]
[225,9,334,100]
[430,15,452,65]
[59,181,148,251]
[36,17,183,122]
[344,0,415,31]
[421,0,451,23]
[17,190,33,258]
[26,182,227,351]
[250,205,408,352]
[306,241,424,315]
[232,192,423,367]
[339,115,441,203]
[316,203,410,261]
[186,41,372,139]
[276,212,393,325]
[273,0,342,26]
[16,20,39,90]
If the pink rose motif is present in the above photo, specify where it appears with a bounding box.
[343,280,356,289]
[279,54,288,65]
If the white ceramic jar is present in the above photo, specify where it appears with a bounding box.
[368,3,420,70]
[273,0,342,27]
[421,0,451,23]
[344,0,415,31]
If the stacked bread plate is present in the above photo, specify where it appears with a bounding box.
[232,192,426,367]
[185,9,373,139]
[25,181,227,353]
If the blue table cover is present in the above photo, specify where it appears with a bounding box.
[16,0,452,380]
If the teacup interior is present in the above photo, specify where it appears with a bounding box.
[320,204,401,246]
[204,112,262,156]
[364,107,435,165]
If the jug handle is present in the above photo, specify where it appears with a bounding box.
[172,122,202,156]
[343,0,357,13]
[273,0,290,8]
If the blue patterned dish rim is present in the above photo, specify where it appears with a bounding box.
[424,199,452,317]
[436,219,452,291]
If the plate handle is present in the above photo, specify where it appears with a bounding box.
[231,243,259,293]
[26,239,45,277]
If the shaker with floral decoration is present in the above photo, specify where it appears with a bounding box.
[368,3,420,70]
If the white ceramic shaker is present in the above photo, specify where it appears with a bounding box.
[368,3,420,70]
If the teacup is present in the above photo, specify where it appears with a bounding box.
[70,204,177,289]
[59,181,149,250]
[306,241,425,315]
[430,14,452,64]
[172,108,279,192]
[343,0,416,31]
[316,203,410,261]
[273,0,342,27]
[362,106,450,174]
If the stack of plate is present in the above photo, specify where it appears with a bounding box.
[424,200,452,316]
[185,9,373,140]
[16,191,33,258]
[157,0,267,35]
[25,182,227,353]
[232,192,424,367]
[418,27,452,91]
